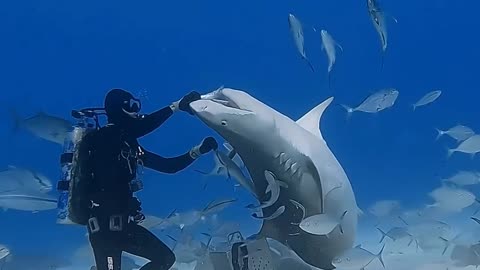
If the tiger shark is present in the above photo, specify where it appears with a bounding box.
[190,87,358,269]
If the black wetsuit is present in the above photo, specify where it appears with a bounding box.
[79,106,195,270]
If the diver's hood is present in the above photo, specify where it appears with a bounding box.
[104,89,142,125]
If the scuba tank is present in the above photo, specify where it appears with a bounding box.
[56,108,145,225]
[56,108,103,225]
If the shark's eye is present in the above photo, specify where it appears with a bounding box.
[221,120,227,126]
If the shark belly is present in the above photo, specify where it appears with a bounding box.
[236,135,357,270]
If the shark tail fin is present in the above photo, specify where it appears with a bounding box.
[376,227,388,243]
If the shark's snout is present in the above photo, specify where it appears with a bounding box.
[190,100,210,114]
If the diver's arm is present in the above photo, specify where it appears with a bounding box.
[130,91,202,139]
[140,137,218,174]
[130,106,174,138]
[141,148,195,174]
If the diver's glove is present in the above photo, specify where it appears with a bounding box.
[176,91,201,115]
[189,137,218,159]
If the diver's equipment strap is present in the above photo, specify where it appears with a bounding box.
[189,145,202,159]
[169,101,180,113]
[87,215,135,233]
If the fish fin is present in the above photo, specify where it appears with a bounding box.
[7,108,22,137]
[305,57,315,72]
[471,217,480,225]
[376,244,386,268]
[380,52,385,71]
[296,96,334,141]
[355,244,362,249]
[439,236,450,255]
[328,72,333,92]
[412,104,417,111]
[386,13,398,23]
[376,227,388,243]
[435,128,445,141]
[398,215,409,225]
[407,237,414,246]
[340,104,354,120]
[446,148,455,159]
[336,42,344,52]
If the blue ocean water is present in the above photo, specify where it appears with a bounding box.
[0,0,479,269]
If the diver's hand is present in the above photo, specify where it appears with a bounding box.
[178,91,201,115]
[199,137,218,154]
[189,137,218,159]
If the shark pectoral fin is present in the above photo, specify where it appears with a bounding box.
[296,97,334,141]
[336,42,344,52]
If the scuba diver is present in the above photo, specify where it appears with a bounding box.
[77,88,218,270]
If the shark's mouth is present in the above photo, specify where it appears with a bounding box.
[201,88,252,113]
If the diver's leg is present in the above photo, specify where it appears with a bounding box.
[89,233,123,270]
[124,223,176,270]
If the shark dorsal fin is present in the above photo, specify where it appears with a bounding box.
[296,97,334,141]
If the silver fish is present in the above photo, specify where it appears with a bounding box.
[318,29,343,91]
[448,135,480,158]
[442,170,480,186]
[299,211,348,236]
[341,88,399,116]
[215,150,257,197]
[0,193,57,212]
[377,227,414,244]
[412,90,441,111]
[367,0,397,68]
[202,198,237,216]
[332,244,385,269]
[0,245,10,260]
[288,13,315,72]
[436,125,475,142]
[252,205,285,220]
[428,185,478,212]
[246,170,282,211]
[10,110,73,145]
[0,165,52,193]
